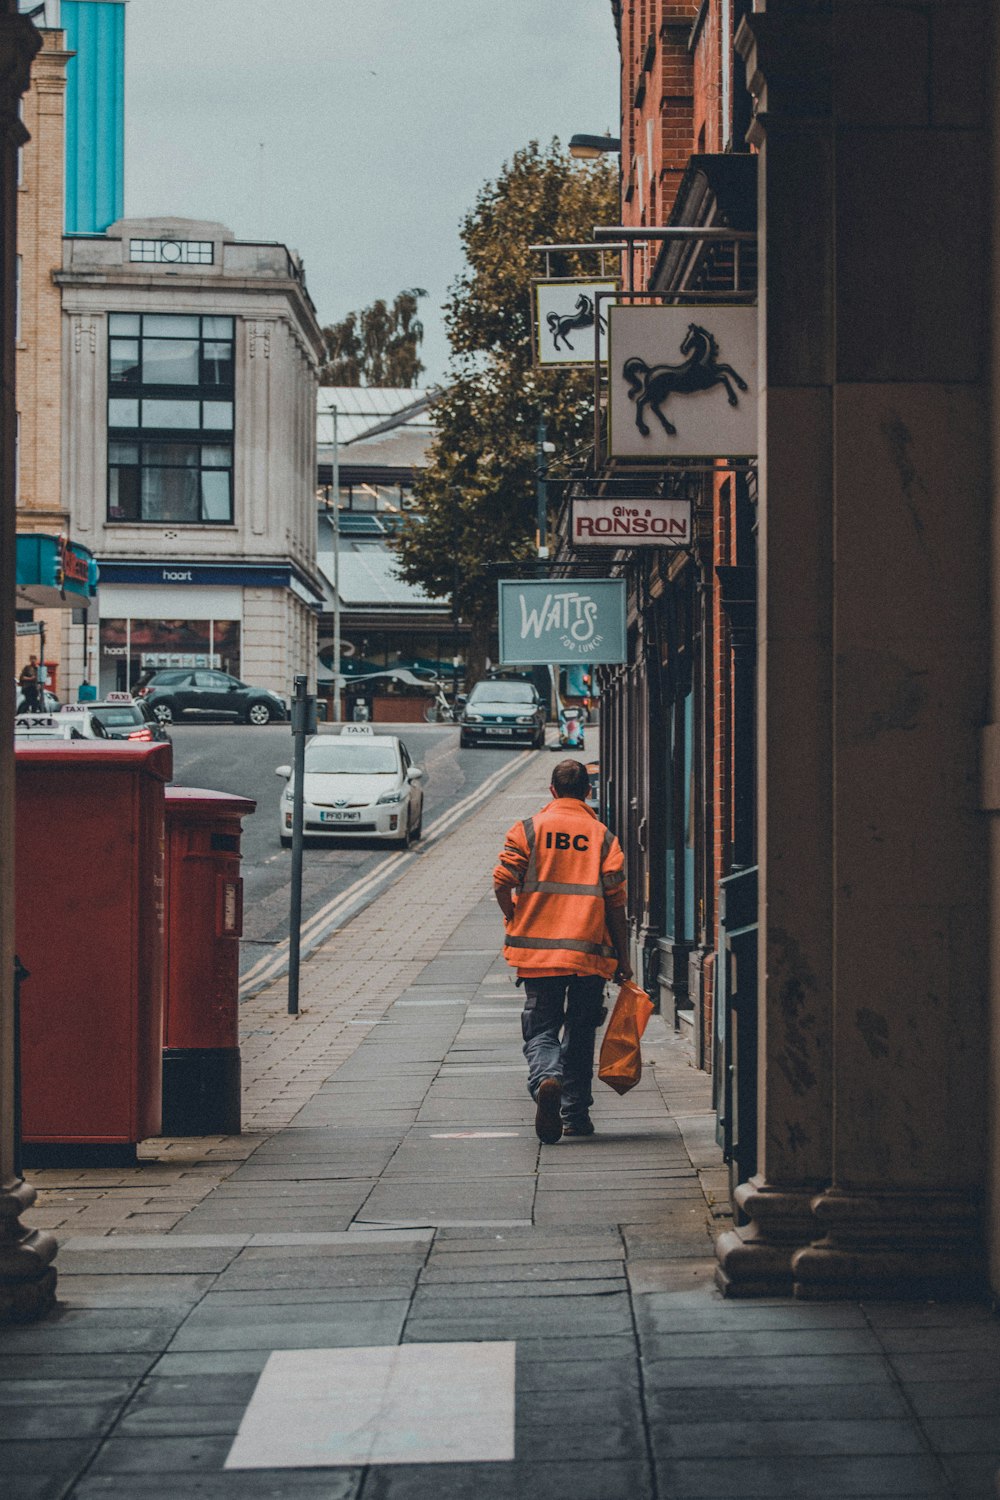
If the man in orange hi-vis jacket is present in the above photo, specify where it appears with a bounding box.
[493,758,632,1144]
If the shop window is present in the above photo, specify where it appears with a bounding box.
[107,312,235,525]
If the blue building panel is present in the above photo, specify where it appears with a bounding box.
[63,0,126,234]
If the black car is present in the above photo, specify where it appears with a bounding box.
[88,699,170,742]
[459,680,546,749]
[135,669,288,726]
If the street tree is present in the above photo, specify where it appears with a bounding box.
[394,140,617,683]
[320,288,427,386]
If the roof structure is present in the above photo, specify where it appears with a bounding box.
[316,548,442,610]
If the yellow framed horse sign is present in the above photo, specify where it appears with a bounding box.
[533,279,618,368]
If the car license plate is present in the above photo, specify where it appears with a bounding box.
[319,810,361,822]
[485,727,511,736]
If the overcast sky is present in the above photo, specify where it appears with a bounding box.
[123,0,619,383]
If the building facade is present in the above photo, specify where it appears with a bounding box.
[562,0,1000,1300]
[57,216,324,697]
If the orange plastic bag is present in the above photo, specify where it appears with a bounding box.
[598,980,655,1095]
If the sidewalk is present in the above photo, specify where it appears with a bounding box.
[5,746,1000,1499]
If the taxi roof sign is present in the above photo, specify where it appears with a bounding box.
[341,723,375,736]
[103,691,134,703]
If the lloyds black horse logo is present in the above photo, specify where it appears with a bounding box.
[623,324,748,437]
[547,293,607,353]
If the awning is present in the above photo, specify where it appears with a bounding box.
[16,534,99,611]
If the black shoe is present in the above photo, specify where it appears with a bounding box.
[534,1078,563,1144]
[562,1117,595,1137]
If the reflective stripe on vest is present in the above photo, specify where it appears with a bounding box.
[504,934,616,959]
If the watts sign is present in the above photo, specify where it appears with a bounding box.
[498,580,627,665]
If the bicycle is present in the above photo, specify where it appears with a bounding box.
[423,680,459,723]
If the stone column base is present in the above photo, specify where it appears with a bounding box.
[792,1188,985,1301]
[0,1177,57,1323]
[715,1175,817,1297]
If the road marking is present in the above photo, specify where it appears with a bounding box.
[238,748,539,999]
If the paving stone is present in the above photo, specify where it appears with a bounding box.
[650,1417,926,1459]
[645,1380,910,1425]
[902,1381,1000,1420]
[72,1475,362,1498]
[168,1306,411,1352]
[359,1459,653,1500]
[87,1434,240,1473]
[940,1454,1000,1497]
[0,1399,122,1438]
[653,1455,950,1497]
[642,1354,896,1389]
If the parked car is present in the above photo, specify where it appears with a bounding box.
[15,695,169,743]
[78,696,169,742]
[585,760,600,816]
[459,679,546,749]
[134,668,287,726]
[276,727,424,847]
[14,682,60,714]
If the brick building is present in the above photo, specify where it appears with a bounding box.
[553,0,1000,1300]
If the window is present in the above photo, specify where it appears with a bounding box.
[129,239,214,265]
[108,440,232,525]
[107,313,235,524]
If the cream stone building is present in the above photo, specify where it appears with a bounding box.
[57,216,324,697]
[14,23,77,695]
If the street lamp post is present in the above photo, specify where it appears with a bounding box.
[330,405,342,724]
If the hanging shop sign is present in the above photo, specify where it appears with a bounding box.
[533,280,617,368]
[607,304,758,460]
[15,532,98,610]
[572,497,691,548]
[498,579,626,665]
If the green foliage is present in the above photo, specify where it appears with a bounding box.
[320,288,427,387]
[395,141,617,674]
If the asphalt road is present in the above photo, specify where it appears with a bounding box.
[167,721,544,977]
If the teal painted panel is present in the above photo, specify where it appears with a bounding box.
[63,1,126,234]
[497,579,626,665]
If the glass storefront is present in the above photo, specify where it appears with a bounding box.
[99,616,241,694]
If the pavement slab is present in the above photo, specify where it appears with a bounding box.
[3,742,997,1500]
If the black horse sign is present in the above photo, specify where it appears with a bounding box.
[608,304,758,458]
[533,279,617,367]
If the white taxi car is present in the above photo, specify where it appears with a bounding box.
[14,693,167,743]
[276,727,424,848]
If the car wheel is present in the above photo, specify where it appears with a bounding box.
[533,731,545,750]
[246,701,272,726]
[280,834,292,849]
[397,815,413,849]
[412,808,423,840]
[152,702,174,725]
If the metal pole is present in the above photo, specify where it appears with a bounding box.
[287,674,313,1016]
[536,418,548,563]
[331,406,342,723]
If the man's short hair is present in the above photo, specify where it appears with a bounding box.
[551,759,590,799]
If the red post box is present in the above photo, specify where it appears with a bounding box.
[162,786,256,1135]
[15,741,171,1164]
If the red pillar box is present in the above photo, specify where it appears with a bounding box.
[15,741,171,1165]
[162,787,256,1136]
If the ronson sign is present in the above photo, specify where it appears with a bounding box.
[572,498,691,548]
[498,580,627,665]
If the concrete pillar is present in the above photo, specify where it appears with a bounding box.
[0,3,56,1323]
[719,0,992,1299]
[717,0,836,1295]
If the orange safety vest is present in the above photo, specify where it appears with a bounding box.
[493,797,627,979]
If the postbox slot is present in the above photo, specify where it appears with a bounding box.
[210,832,240,853]
[216,875,243,938]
